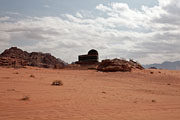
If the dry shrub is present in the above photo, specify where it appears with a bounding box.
[3,77,10,79]
[21,96,29,101]
[30,74,35,78]
[52,80,63,86]
[7,89,15,91]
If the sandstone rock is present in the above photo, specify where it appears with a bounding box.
[97,58,144,72]
[0,57,27,68]
[0,47,66,69]
[1,47,29,60]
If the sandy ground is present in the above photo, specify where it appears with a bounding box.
[0,67,180,120]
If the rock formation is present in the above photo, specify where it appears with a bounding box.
[97,58,144,72]
[0,47,66,69]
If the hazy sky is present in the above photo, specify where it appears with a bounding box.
[0,0,180,64]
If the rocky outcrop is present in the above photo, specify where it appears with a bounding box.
[1,47,29,60]
[0,57,28,68]
[97,58,144,72]
[28,52,65,68]
[0,47,66,69]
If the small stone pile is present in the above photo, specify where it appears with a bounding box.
[97,58,144,72]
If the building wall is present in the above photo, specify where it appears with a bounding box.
[78,55,98,62]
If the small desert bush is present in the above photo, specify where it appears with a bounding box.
[14,72,19,74]
[7,89,15,91]
[30,74,35,78]
[52,80,63,86]
[21,96,29,101]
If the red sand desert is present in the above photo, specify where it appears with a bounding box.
[0,67,180,120]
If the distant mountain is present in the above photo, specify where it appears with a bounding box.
[143,61,180,70]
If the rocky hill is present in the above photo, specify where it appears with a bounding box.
[97,58,144,72]
[0,47,66,69]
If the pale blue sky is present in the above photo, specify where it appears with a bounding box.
[0,0,158,16]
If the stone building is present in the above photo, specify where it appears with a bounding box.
[76,49,99,64]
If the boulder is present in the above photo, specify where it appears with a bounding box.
[97,58,144,72]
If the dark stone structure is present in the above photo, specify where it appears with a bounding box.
[77,49,99,64]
